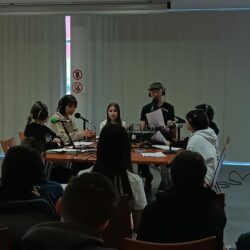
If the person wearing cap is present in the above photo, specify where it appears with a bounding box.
[140,82,175,133]
[138,82,175,192]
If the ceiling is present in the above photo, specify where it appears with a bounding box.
[1,0,250,14]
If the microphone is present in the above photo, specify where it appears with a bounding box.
[50,117,70,124]
[175,116,185,124]
[75,113,93,124]
[151,98,158,112]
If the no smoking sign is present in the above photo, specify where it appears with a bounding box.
[72,82,83,94]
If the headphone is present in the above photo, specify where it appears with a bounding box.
[148,82,166,97]
[57,95,77,114]
[36,101,49,121]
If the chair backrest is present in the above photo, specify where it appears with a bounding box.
[103,195,132,250]
[0,137,17,153]
[18,132,25,142]
[211,136,230,189]
[0,227,10,250]
[124,236,216,250]
[0,199,56,250]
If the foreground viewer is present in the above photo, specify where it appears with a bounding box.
[22,172,118,250]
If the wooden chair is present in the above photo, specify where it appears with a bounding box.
[103,195,132,250]
[124,236,216,250]
[0,227,10,250]
[0,137,17,153]
[211,136,230,192]
[18,132,25,142]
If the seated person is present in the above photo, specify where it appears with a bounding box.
[137,151,226,250]
[78,124,147,231]
[0,146,57,210]
[50,95,95,144]
[172,103,219,150]
[100,102,127,131]
[195,103,219,135]
[236,232,250,250]
[22,172,118,250]
[24,101,63,150]
[186,109,219,186]
[21,138,63,205]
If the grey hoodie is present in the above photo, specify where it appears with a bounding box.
[22,221,116,250]
[187,128,219,185]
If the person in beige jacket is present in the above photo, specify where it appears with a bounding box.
[50,95,95,144]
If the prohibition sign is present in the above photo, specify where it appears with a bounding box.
[72,82,83,94]
[73,69,83,80]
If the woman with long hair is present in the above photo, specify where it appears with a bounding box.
[79,124,146,230]
[100,103,127,131]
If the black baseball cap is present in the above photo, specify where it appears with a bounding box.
[148,82,164,91]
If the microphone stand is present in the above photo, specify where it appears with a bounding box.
[62,122,76,149]
[83,120,86,131]
[165,127,176,154]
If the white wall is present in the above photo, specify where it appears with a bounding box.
[71,11,250,162]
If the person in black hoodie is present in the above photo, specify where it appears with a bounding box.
[24,101,63,150]
[137,151,226,250]
[22,172,118,250]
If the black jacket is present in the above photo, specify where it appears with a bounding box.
[24,123,63,150]
[22,221,117,250]
[137,187,226,250]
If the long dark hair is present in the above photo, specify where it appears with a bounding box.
[93,124,133,200]
[26,101,49,126]
[57,95,77,115]
[106,103,122,126]
[1,146,45,194]
[186,109,209,132]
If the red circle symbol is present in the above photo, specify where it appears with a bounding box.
[72,82,83,94]
[73,69,83,80]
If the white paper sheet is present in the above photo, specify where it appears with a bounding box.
[140,152,166,157]
[153,145,182,151]
[146,109,165,127]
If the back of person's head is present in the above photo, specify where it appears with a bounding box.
[106,102,122,125]
[96,123,132,173]
[93,123,132,197]
[62,172,118,229]
[57,95,77,115]
[21,138,46,161]
[27,101,49,125]
[186,109,209,131]
[170,151,207,189]
[195,103,215,121]
[1,146,45,193]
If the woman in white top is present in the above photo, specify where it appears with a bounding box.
[186,109,219,186]
[100,103,127,131]
[79,123,146,231]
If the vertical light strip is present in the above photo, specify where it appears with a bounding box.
[66,16,71,94]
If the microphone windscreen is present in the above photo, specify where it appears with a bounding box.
[50,117,58,124]
[75,113,81,118]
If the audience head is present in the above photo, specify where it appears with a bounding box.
[195,103,215,122]
[93,123,132,198]
[106,102,122,125]
[186,109,209,132]
[96,123,132,173]
[21,138,46,163]
[57,95,77,116]
[62,172,118,230]
[1,146,45,193]
[27,101,49,124]
[170,151,207,189]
